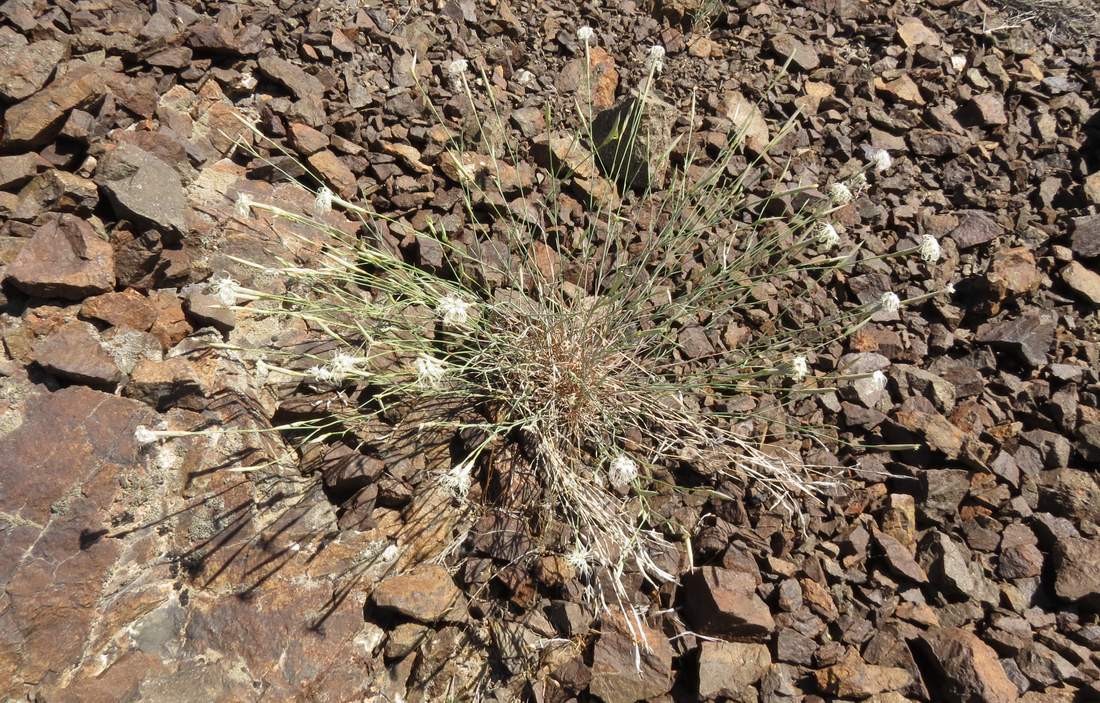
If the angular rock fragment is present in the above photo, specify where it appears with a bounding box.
[916,627,1019,703]
[5,215,115,299]
[698,641,771,700]
[590,613,673,703]
[95,143,188,234]
[369,563,465,623]
[683,566,775,639]
[33,321,123,388]
[976,312,1055,367]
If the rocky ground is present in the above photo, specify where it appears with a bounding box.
[1,0,1099,701]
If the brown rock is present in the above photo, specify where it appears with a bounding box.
[814,651,913,698]
[2,62,114,148]
[0,33,65,100]
[0,153,42,190]
[289,122,329,155]
[147,290,193,349]
[1052,536,1100,606]
[950,211,1001,249]
[875,73,925,105]
[257,55,325,100]
[897,17,940,47]
[988,247,1042,298]
[95,143,188,234]
[125,356,217,406]
[34,321,123,387]
[918,627,1019,703]
[698,640,771,700]
[967,94,1008,126]
[684,566,775,638]
[895,396,964,459]
[873,528,928,583]
[772,33,819,70]
[81,289,157,331]
[558,46,618,111]
[976,311,1055,367]
[370,563,465,622]
[307,150,357,199]
[721,90,770,154]
[1060,261,1100,304]
[590,613,673,703]
[1070,214,1100,258]
[5,215,115,299]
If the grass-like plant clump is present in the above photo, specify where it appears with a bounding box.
[139,28,948,642]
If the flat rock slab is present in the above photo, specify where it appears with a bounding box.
[1,62,115,148]
[95,143,188,234]
[4,214,115,299]
[370,563,466,623]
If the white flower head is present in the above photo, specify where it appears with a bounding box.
[313,186,333,217]
[437,293,473,327]
[871,369,888,392]
[790,355,809,381]
[234,192,253,219]
[238,70,257,91]
[134,425,159,445]
[647,44,666,71]
[209,275,240,308]
[440,459,473,499]
[577,25,594,43]
[849,172,869,194]
[864,146,893,173]
[565,541,591,574]
[919,234,942,264]
[309,364,338,384]
[946,282,956,295]
[816,222,840,249]
[826,182,853,206]
[447,58,468,78]
[879,291,901,313]
[608,454,638,490]
[330,353,360,378]
[515,68,535,86]
[415,353,446,388]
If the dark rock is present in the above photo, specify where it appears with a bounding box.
[258,55,325,100]
[813,651,912,699]
[589,613,674,703]
[0,153,42,190]
[185,291,236,333]
[0,31,65,101]
[370,563,465,623]
[5,215,115,299]
[11,169,98,221]
[1070,214,1100,259]
[2,62,115,148]
[81,289,157,331]
[950,211,1001,249]
[471,513,533,562]
[873,528,928,583]
[1037,469,1100,523]
[683,566,776,639]
[976,311,1056,367]
[916,627,1020,703]
[33,321,123,388]
[95,143,188,234]
[698,640,771,700]
[1052,537,1100,607]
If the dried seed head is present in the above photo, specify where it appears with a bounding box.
[919,234,942,264]
[576,25,594,43]
[415,353,446,388]
[210,275,240,308]
[879,291,901,313]
[437,294,473,327]
[871,369,888,392]
[565,542,591,574]
[826,182,853,206]
[608,454,638,489]
[865,146,893,173]
[816,222,840,249]
[313,186,333,217]
[447,58,469,78]
[134,425,159,445]
[234,192,253,219]
[440,459,473,499]
[790,355,809,381]
[647,44,666,71]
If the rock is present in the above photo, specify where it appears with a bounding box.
[771,33,819,70]
[591,93,675,190]
[897,17,940,46]
[148,290,193,349]
[0,152,42,190]
[679,326,716,359]
[0,32,65,100]
[1070,214,1100,258]
[872,528,928,583]
[921,469,971,517]
[976,311,1055,367]
[1052,537,1100,606]
[95,143,188,234]
[988,247,1042,298]
[917,627,1019,703]
[2,62,114,148]
[5,215,115,299]
[684,566,775,639]
[589,613,674,703]
[875,73,925,105]
[511,106,545,138]
[698,641,771,700]
[33,321,123,388]
[923,531,997,604]
[814,651,913,699]
[257,55,325,100]
[1037,469,1100,522]
[471,513,533,562]
[998,525,1044,579]
[185,291,236,333]
[558,46,618,111]
[1015,642,1080,688]
[950,211,1001,250]
[307,150,357,199]
[1060,261,1100,304]
[966,94,1008,126]
[1022,429,1071,469]
[721,90,770,154]
[895,396,964,458]
[289,122,329,155]
[370,563,465,623]
[81,289,157,331]
[11,169,99,221]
